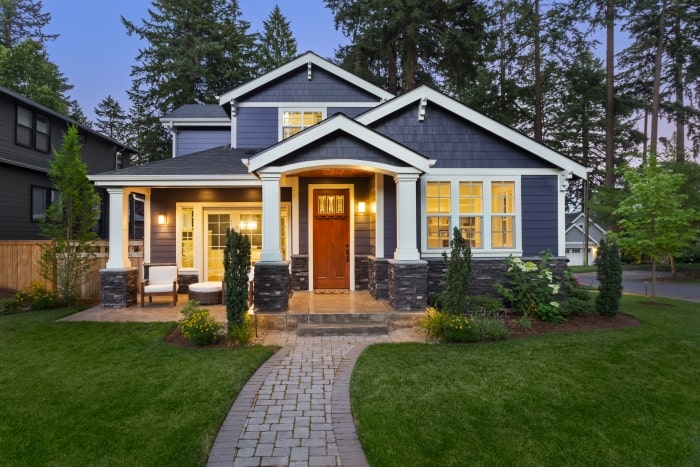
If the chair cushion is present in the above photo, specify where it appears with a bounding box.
[144,283,175,294]
[149,266,177,285]
[189,281,222,293]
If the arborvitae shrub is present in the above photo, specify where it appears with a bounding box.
[223,228,251,328]
[596,238,622,316]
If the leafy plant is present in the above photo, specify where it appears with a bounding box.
[440,227,472,314]
[228,314,255,346]
[223,228,251,333]
[560,297,596,316]
[18,282,60,310]
[179,301,221,346]
[494,252,564,323]
[421,306,509,343]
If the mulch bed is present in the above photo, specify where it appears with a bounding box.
[506,313,640,339]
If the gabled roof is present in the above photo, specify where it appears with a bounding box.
[565,212,607,241]
[90,146,260,187]
[356,85,589,179]
[247,113,430,174]
[218,51,394,105]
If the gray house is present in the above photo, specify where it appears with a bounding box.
[91,52,587,311]
[565,212,606,266]
[0,86,136,240]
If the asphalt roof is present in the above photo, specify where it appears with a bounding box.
[162,104,229,120]
[97,146,259,176]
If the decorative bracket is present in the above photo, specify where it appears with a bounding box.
[230,99,236,117]
[418,96,428,121]
[307,61,312,80]
[560,170,573,191]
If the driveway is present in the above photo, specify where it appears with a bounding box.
[576,270,700,303]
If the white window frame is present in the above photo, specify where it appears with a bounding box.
[421,175,522,258]
[278,108,326,141]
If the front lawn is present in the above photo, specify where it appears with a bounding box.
[352,296,700,466]
[0,308,274,466]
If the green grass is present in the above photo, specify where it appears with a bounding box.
[0,308,275,466]
[352,296,700,466]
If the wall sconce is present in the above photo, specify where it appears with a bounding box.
[157,213,167,225]
[357,201,366,213]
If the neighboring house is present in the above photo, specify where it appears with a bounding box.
[565,212,606,266]
[0,86,137,241]
[91,52,588,310]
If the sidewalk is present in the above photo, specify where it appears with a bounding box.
[208,331,424,467]
[576,270,700,303]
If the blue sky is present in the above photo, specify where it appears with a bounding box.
[42,1,347,120]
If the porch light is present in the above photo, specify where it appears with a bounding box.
[157,213,167,225]
[357,201,366,213]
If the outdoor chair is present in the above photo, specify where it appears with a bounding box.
[141,266,178,307]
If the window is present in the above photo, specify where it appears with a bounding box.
[31,186,58,221]
[16,106,50,152]
[281,110,323,139]
[424,178,519,252]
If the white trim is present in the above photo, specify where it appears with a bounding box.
[558,185,566,256]
[357,86,588,179]
[90,175,260,188]
[248,114,430,173]
[291,177,300,255]
[420,175,523,257]
[159,118,230,127]
[427,168,562,176]
[307,184,355,291]
[237,101,376,108]
[218,52,393,105]
[258,159,422,177]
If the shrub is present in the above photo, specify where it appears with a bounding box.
[469,295,503,317]
[560,297,597,316]
[596,238,622,316]
[179,301,221,346]
[440,227,472,314]
[494,252,564,323]
[0,296,25,315]
[223,228,251,330]
[20,282,60,310]
[228,314,255,346]
[563,270,592,301]
[421,306,509,343]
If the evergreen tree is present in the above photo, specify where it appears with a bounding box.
[0,39,72,114]
[256,5,297,73]
[0,0,56,47]
[94,95,129,143]
[595,237,622,316]
[39,126,101,305]
[223,228,251,329]
[122,0,256,162]
[441,227,472,314]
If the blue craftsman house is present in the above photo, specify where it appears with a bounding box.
[91,52,587,310]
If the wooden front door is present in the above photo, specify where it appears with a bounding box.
[313,189,350,289]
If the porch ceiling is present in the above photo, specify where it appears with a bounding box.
[293,167,374,178]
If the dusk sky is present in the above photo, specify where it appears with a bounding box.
[42,1,348,120]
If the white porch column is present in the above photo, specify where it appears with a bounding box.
[394,173,421,261]
[106,187,131,269]
[259,172,282,262]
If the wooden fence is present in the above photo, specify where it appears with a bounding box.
[0,240,144,299]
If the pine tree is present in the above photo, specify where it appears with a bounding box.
[39,126,101,305]
[94,95,129,143]
[223,228,251,329]
[256,5,297,73]
[0,0,57,47]
[122,0,256,162]
[441,227,472,314]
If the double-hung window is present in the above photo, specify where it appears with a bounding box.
[16,105,51,152]
[424,178,519,252]
[31,186,58,222]
[280,109,324,140]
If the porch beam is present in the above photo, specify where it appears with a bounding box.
[259,172,282,262]
[393,173,421,261]
[105,187,131,269]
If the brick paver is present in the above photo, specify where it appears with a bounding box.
[207,329,421,467]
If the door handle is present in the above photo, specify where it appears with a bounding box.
[345,244,349,262]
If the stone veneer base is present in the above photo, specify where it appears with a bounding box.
[100,268,138,308]
[253,261,290,312]
[388,260,428,311]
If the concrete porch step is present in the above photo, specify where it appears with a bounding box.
[296,322,389,336]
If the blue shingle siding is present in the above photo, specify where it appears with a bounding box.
[276,133,410,167]
[328,107,372,118]
[176,130,229,156]
[521,175,558,256]
[236,107,277,148]
[372,104,554,169]
[241,67,380,103]
[383,175,397,258]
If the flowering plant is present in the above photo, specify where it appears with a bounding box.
[179,300,221,346]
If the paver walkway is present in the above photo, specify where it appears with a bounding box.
[207,329,422,467]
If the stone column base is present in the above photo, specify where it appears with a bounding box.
[254,261,290,312]
[100,268,138,308]
[388,260,428,311]
[369,257,389,299]
[290,255,309,291]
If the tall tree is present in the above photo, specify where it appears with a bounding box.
[122,0,257,162]
[39,126,101,305]
[0,0,56,47]
[94,95,130,143]
[256,5,297,73]
[0,39,72,114]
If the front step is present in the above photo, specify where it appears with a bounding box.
[296,322,388,336]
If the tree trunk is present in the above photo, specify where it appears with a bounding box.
[605,0,616,189]
[650,0,667,157]
[533,0,543,142]
[672,1,685,162]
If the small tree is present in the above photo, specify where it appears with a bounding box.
[596,238,622,316]
[223,228,251,329]
[611,156,699,301]
[441,227,472,314]
[39,125,101,305]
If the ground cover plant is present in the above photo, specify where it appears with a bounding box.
[0,308,274,466]
[352,295,700,466]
